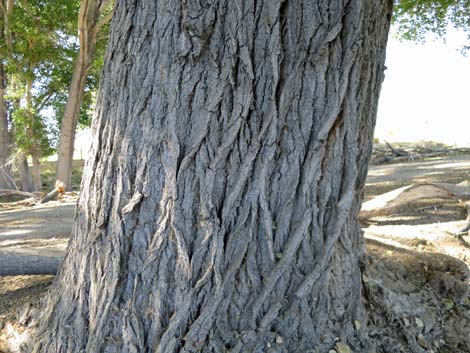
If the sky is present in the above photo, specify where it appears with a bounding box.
[376,28,470,146]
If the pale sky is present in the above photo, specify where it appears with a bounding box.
[376,28,470,146]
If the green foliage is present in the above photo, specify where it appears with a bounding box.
[1,0,76,157]
[12,107,53,157]
[394,0,470,49]
[1,0,109,159]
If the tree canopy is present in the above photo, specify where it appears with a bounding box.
[0,0,109,190]
[394,0,470,49]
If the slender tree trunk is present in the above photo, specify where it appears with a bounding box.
[18,154,32,192]
[0,4,15,190]
[25,77,42,192]
[55,0,113,190]
[31,151,42,191]
[55,56,88,190]
[0,61,15,190]
[33,1,393,352]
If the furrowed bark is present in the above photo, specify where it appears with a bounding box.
[33,1,393,352]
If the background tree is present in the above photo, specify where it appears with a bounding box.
[0,0,103,191]
[0,47,15,190]
[32,1,394,352]
[0,0,16,189]
[3,0,78,190]
[55,0,113,190]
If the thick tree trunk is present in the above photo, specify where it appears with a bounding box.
[55,0,113,190]
[33,1,393,352]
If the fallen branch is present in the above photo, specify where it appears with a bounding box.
[370,145,470,165]
[0,251,62,276]
[0,189,37,198]
[39,181,66,204]
[384,140,408,157]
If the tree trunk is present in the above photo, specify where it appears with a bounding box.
[33,1,393,352]
[55,0,113,190]
[18,154,33,192]
[0,24,15,190]
[55,55,88,190]
[24,77,43,192]
[31,150,42,191]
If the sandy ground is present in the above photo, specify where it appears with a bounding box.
[0,201,74,259]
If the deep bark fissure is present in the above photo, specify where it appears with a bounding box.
[33,1,393,353]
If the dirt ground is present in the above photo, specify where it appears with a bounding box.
[0,155,469,352]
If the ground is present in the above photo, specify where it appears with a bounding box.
[0,155,469,352]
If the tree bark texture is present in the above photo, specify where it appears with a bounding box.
[55,0,113,190]
[33,1,392,352]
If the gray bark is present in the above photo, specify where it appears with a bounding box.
[25,78,43,192]
[0,252,61,276]
[0,20,15,190]
[55,0,113,190]
[31,151,42,191]
[18,154,33,192]
[33,1,393,352]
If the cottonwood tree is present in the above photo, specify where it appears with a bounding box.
[0,0,86,191]
[5,0,75,191]
[55,0,113,190]
[0,0,15,189]
[0,56,14,189]
[33,0,394,352]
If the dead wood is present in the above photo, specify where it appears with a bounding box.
[0,189,37,198]
[0,252,61,276]
[384,140,408,157]
[371,144,470,165]
[39,182,65,204]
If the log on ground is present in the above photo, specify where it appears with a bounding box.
[0,252,62,276]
